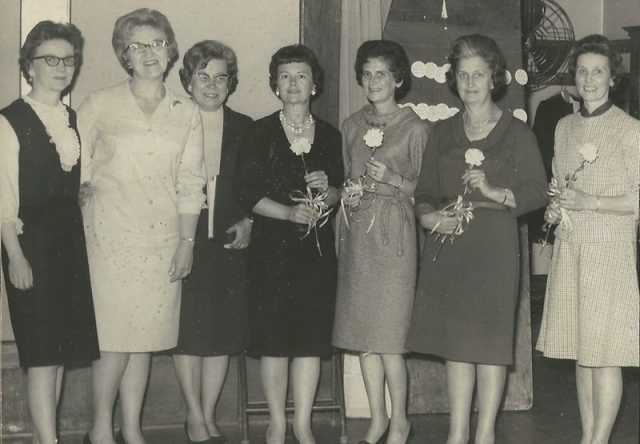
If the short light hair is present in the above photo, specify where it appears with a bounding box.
[111,8,179,75]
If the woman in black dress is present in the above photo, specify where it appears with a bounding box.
[172,40,253,444]
[236,45,343,444]
[406,35,546,444]
[0,21,99,444]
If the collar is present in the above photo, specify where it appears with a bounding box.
[580,100,612,118]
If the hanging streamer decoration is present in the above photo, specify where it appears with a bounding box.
[441,0,449,29]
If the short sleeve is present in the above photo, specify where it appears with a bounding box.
[399,120,429,195]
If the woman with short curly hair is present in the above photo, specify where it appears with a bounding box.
[537,34,640,444]
[78,8,205,444]
[1,20,98,444]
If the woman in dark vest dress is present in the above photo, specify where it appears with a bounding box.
[0,21,99,444]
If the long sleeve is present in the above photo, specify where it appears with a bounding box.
[0,116,22,233]
[621,120,640,219]
[177,106,206,215]
[326,126,344,189]
[397,120,429,196]
[509,125,548,217]
[414,124,442,212]
[76,93,100,185]
[235,123,269,213]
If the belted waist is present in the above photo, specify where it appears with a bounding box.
[468,201,508,211]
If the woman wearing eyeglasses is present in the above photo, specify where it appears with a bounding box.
[77,9,205,444]
[171,40,253,444]
[0,21,99,444]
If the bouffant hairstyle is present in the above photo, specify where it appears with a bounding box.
[568,34,625,90]
[179,40,239,96]
[446,34,508,101]
[355,39,412,100]
[111,8,179,75]
[19,20,84,85]
[268,44,324,97]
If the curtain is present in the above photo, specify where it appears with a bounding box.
[338,0,393,126]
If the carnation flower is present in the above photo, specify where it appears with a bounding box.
[464,148,485,167]
[578,143,598,163]
[363,128,384,149]
[289,137,312,156]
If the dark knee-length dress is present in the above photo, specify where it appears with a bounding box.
[235,112,343,358]
[0,99,99,368]
[406,112,547,365]
[174,107,253,356]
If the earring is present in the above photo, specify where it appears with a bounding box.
[312,89,316,96]
[275,89,280,97]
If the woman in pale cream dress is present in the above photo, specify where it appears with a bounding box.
[78,9,205,444]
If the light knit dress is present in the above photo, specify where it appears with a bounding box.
[78,82,205,352]
[536,104,640,367]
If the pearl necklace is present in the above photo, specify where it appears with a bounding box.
[280,110,314,135]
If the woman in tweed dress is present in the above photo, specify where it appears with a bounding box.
[536,35,640,444]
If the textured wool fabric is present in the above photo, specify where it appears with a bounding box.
[537,105,640,367]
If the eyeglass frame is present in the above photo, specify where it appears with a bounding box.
[124,39,169,55]
[31,55,78,67]
[194,71,230,87]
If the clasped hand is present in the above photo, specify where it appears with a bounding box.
[304,170,329,193]
[419,211,459,235]
[224,218,253,250]
[556,187,596,211]
[366,159,395,184]
[462,168,492,196]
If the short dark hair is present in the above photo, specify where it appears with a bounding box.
[568,34,624,90]
[446,34,508,101]
[355,40,412,100]
[268,44,324,97]
[179,40,239,96]
[111,8,179,75]
[19,20,84,85]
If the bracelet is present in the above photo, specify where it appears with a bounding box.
[501,188,508,205]
[180,237,195,243]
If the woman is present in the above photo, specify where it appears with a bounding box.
[78,9,205,444]
[536,34,639,444]
[332,39,427,444]
[172,40,253,444]
[0,21,99,444]
[406,34,547,444]
[235,44,343,444]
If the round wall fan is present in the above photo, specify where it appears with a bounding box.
[522,0,575,90]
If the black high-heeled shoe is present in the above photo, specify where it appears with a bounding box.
[82,433,92,444]
[208,434,227,444]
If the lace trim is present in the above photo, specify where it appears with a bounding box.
[23,96,80,172]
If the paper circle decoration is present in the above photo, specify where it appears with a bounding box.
[513,108,528,122]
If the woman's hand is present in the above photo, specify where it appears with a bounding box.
[558,188,597,211]
[224,218,253,250]
[462,168,493,196]
[288,204,317,225]
[78,182,95,207]
[305,170,329,192]
[8,254,33,290]
[341,187,361,207]
[169,241,194,282]
[544,200,562,224]
[419,211,459,234]
[366,159,395,184]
